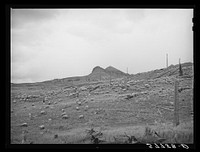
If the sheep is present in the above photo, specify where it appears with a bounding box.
[79,115,84,119]
[39,125,45,130]
[61,112,66,116]
[62,115,69,119]
[40,110,46,115]
[20,123,28,127]
[28,113,32,118]
[77,101,82,105]
[84,105,89,111]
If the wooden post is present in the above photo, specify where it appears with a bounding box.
[174,80,179,126]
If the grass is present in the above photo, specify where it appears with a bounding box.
[11,72,193,144]
[56,122,193,144]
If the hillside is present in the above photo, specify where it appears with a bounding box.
[10,62,194,144]
[11,62,193,87]
[130,62,193,81]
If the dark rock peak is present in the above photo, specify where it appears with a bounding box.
[92,66,105,73]
[105,66,119,71]
[105,66,115,70]
[105,66,126,74]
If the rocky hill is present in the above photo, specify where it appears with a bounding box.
[88,66,128,81]
[12,62,193,87]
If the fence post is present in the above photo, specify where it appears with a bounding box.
[174,80,180,126]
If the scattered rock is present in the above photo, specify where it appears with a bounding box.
[44,105,49,109]
[28,113,32,117]
[125,94,134,100]
[77,101,82,105]
[13,100,16,103]
[76,107,79,110]
[48,118,52,121]
[54,134,58,139]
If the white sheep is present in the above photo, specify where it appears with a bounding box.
[20,123,28,127]
[61,112,66,116]
[79,115,84,119]
[40,110,46,115]
[39,125,45,130]
[62,115,69,119]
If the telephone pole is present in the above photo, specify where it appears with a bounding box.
[166,53,168,68]
[179,58,183,76]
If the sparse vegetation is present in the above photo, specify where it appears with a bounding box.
[11,63,193,144]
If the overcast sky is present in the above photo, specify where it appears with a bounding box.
[11,9,193,83]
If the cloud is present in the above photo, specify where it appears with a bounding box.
[11,9,59,29]
[11,9,193,83]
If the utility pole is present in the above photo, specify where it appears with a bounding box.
[179,58,183,76]
[126,67,129,83]
[166,53,168,68]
